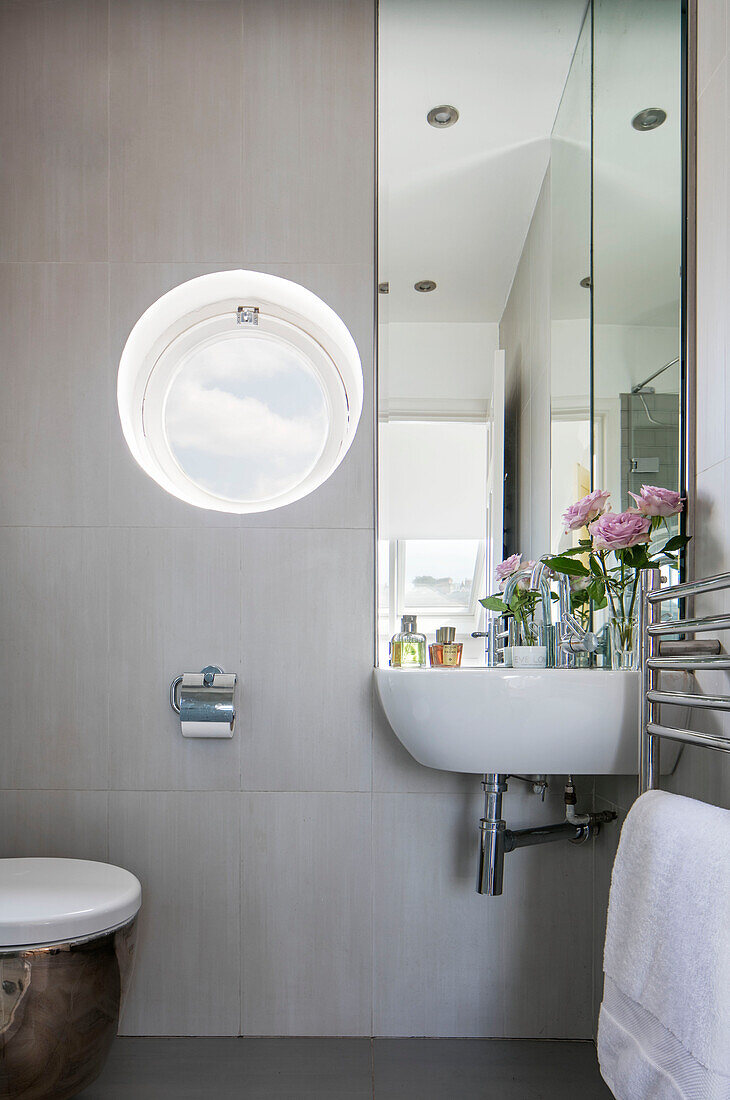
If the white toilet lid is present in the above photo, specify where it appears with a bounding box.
[0,858,142,948]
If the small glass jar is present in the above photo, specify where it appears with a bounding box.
[389,615,427,668]
[429,626,463,668]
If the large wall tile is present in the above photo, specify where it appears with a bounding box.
[0,0,108,261]
[0,528,109,790]
[241,0,375,264]
[518,399,532,556]
[0,790,108,862]
[530,367,551,555]
[241,793,372,1035]
[110,791,241,1035]
[593,774,638,816]
[529,171,551,375]
[592,802,625,1031]
[0,264,110,526]
[696,62,727,474]
[697,0,726,96]
[109,0,244,261]
[694,461,730,578]
[108,529,242,791]
[373,791,594,1038]
[668,742,730,811]
[241,528,372,792]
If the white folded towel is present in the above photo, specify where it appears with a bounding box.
[597,789,730,1100]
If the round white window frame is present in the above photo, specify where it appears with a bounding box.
[117,270,363,514]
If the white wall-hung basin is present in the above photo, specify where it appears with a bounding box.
[374,667,667,775]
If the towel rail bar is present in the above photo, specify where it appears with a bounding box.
[647,690,730,711]
[647,722,730,753]
[647,613,730,636]
[639,568,730,793]
[647,656,730,671]
[647,571,730,602]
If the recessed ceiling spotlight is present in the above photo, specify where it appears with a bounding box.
[580,276,592,289]
[632,107,667,131]
[414,280,437,293]
[427,105,459,129]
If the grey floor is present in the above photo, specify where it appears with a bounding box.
[78,1037,613,1099]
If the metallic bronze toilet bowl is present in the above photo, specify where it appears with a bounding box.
[0,917,137,1100]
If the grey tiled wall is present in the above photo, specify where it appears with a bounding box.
[0,0,593,1037]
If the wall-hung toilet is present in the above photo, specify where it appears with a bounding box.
[0,858,141,1100]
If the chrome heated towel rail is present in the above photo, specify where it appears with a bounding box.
[639,567,730,793]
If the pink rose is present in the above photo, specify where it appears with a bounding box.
[629,485,684,518]
[588,510,651,551]
[495,553,522,583]
[562,489,611,532]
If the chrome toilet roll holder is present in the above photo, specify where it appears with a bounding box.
[169,665,237,738]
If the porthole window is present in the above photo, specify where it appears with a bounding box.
[117,270,363,513]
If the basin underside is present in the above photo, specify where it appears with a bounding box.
[0,918,137,1100]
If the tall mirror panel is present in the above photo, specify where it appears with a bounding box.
[377,0,686,667]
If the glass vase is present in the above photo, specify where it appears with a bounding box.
[609,615,638,671]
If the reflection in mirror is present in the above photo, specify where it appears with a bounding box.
[550,11,592,555]
[377,0,686,666]
[378,0,590,665]
[593,0,683,575]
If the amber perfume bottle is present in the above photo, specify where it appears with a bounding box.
[429,626,463,668]
[389,615,427,668]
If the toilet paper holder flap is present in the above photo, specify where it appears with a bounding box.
[170,666,237,736]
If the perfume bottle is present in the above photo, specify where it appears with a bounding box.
[389,615,427,668]
[429,626,463,668]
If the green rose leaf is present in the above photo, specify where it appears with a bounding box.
[542,555,590,577]
[544,546,588,558]
[620,545,651,570]
[661,534,690,553]
[480,596,509,615]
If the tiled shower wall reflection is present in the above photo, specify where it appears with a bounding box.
[0,0,593,1037]
[620,392,680,509]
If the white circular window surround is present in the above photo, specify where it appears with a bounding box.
[117,270,363,513]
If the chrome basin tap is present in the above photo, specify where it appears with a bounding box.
[554,572,598,667]
[501,561,553,646]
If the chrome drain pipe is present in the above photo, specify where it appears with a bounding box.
[477,773,616,896]
[477,774,508,896]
